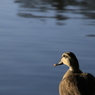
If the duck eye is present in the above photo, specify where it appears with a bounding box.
[63,55,68,58]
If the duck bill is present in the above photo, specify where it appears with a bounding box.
[53,61,63,66]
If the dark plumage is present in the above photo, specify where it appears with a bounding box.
[54,52,95,95]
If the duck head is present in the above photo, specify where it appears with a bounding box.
[54,52,79,70]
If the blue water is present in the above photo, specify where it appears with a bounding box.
[0,0,95,95]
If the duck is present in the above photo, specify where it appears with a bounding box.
[54,52,95,95]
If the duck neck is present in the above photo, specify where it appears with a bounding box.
[69,58,80,72]
[69,65,82,73]
[63,65,82,79]
[70,66,78,71]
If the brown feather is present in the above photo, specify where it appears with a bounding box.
[54,52,95,95]
[59,73,95,95]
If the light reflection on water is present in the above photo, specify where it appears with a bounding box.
[0,0,95,95]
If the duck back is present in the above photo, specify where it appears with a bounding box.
[59,73,95,95]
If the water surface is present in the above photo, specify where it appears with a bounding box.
[0,0,95,95]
